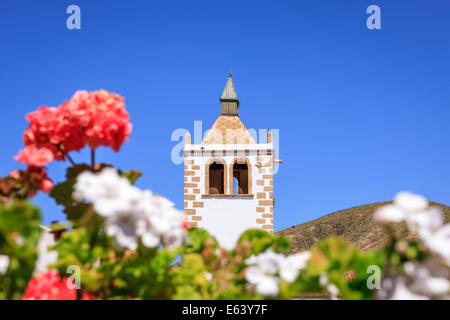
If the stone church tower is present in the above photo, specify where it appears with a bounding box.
[183,72,279,248]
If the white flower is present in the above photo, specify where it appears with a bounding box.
[205,272,212,281]
[245,265,280,297]
[245,250,283,297]
[394,191,428,212]
[245,248,310,297]
[279,251,310,283]
[104,211,142,250]
[34,227,57,274]
[0,255,10,275]
[408,207,443,233]
[404,262,450,297]
[374,192,450,300]
[140,228,160,248]
[74,168,138,218]
[137,194,186,249]
[380,276,428,300]
[245,266,266,284]
[421,224,450,267]
[162,223,187,249]
[246,249,283,275]
[319,272,340,299]
[326,283,340,300]
[73,168,186,250]
[255,275,279,297]
[319,272,328,287]
[374,192,443,234]
[374,205,405,224]
[14,235,26,246]
[379,258,449,300]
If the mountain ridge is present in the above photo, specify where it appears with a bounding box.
[276,201,450,252]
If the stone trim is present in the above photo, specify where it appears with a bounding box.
[185,183,197,188]
[254,154,274,234]
[193,202,204,208]
[258,200,273,206]
[202,194,254,199]
[183,149,273,157]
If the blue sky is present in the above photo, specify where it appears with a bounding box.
[0,0,449,231]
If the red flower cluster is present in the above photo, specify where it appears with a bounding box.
[20,89,132,162]
[65,90,132,152]
[12,146,54,193]
[12,90,131,195]
[22,270,98,300]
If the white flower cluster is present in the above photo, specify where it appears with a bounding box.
[375,191,450,300]
[0,254,10,275]
[380,258,450,300]
[245,248,310,297]
[73,168,186,251]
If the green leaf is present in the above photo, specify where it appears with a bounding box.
[236,229,290,255]
[66,164,91,180]
[49,180,75,208]
[304,237,386,300]
[172,285,203,300]
[150,248,180,275]
[0,200,42,299]
[185,228,218,253]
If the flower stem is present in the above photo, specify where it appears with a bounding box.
[66,153,76,166]
[91,148,96,171]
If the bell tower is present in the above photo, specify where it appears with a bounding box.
[183,72,279,249]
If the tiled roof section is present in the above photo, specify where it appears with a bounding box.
[202,115,256,144]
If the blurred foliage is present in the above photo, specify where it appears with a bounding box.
[170,228,297,300]
[4,164,428,301]
[0,193,391,300]
[297,237,386,300]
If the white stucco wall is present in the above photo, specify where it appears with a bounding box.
[199,198,259,249]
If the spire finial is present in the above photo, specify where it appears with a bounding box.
[229,69,232,78]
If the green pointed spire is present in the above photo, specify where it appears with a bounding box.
[220,70,239,115]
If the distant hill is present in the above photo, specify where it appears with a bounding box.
[277,201,450,252]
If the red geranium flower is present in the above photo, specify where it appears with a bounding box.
[22,270,98,300]
[21,90,132,163]
[22,270,76,300]
[14,145,54,167]
[23,106,84,161]
[66,90,132,152]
